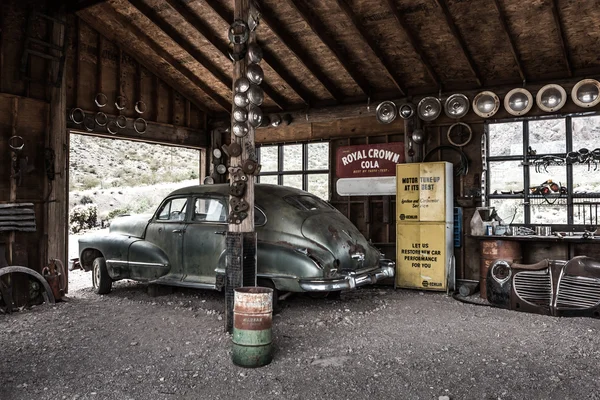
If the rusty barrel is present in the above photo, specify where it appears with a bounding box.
[232,287,273,368]
[480,240,522,300]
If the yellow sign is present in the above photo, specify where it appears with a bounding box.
[396,223,448,290]
[396,162,452,222]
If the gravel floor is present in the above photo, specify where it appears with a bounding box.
[2,272,600,400]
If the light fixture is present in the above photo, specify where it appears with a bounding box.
[472,91,500,118]
[375,101,397,124]
[536,84,567,112]
[444,94,470,119]
[504,88,533,116]
[417,97,441,121]
[571,79,600,108]
[398,102,415,119]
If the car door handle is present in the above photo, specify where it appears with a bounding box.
[214,231,227,235]
[172,229,184,233]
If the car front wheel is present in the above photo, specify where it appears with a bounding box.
[92,257,112,295]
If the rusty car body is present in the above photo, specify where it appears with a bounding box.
[486,256,600,318]
[78,184,394,299]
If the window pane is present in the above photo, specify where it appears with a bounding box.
[307,174,329,199]
[573,200,600,226]
[158,198,187,221]
[283,174,303,190]
[488,122,523,156]
[489,199,524,224]
[258,175,278,185]
[193,198,226,222]
[531,202,568,224]
[572,164,600,195]
[529,164,566,194]
[488,161,523,194]
[529,119,566,154]
[572,115,600,151]
[308,143,329,170]
[259,146,278,172]
[283,144,302,171]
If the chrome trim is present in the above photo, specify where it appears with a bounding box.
[106,260,168,268]
[513,270,552,306]
[299,265,394,292]
[555,274,600,310]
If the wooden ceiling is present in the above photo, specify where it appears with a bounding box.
[77,0,600,116]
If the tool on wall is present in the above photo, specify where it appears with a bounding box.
[9,136,34,186]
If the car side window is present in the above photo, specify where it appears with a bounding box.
[193,197,227,222]
[157,197,188,221]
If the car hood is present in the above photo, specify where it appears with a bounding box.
[109,214,152,238]
[301,212,380,273]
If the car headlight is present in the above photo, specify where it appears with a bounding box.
[491,260,512,286]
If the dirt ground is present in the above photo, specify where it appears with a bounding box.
[2,273,600,400]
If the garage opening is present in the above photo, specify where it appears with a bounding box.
[67,132,201,291]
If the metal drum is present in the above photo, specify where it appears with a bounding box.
[232,287,273,367]
[480,240,522,300]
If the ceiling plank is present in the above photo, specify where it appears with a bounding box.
[491,0,526,82]
[202,0,311,106]
[384,0,441,89]
[77,7,217,114]
[433,0,482,87]
[333,0,406,95]
[258,5,344,103]
[550,0,573,77]
[164,0,287,110]
[286,0,371,97]
[129,0,233,92]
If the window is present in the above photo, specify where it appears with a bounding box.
[193,197,226,222]
[257,142,330,200]
[486,115,600,226]
[157,197,188,221]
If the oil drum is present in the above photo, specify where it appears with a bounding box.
[479,240,522,300]
[231,287,273,368]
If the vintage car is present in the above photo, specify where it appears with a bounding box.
[486,256,600,318]
[78,184,395,302]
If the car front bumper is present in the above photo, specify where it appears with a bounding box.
[298,260,395,292]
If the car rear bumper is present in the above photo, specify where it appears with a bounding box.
[298,260,395,292]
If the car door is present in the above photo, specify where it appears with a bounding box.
[142,196,189,281]
[182,196,228,285]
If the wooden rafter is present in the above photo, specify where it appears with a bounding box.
[491,0,526,82]
[128,0,232,92]
[333,0,406,95]
[259,5,344,102]
[550,0,572,77]
[433,0,482,87]
[81,4,229,113]
[384,0,441,88]
[202,0,312,105]
[286,0,371,97]
[164,0,287,110]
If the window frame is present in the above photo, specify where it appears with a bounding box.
[256,142,330,199]
[485,113,600,227]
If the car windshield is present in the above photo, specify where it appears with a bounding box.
[284,195,333,211]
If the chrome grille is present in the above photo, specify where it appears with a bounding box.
[514,270,552,306]
[556,275,600,310]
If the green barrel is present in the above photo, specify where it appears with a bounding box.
[232,287,273,368]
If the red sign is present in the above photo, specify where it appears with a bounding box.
[336,143,405,178]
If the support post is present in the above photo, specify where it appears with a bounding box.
[225,0,258,333]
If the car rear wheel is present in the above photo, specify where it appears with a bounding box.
[92,257,112,295]
[257,278,278,312]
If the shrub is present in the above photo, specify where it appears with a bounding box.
[107,207,132,220]
[69,204,98,233]
[80,195,94,205]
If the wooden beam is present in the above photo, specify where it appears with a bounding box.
[433,0,483,87]
[202,0,312,105]
[163,0,286,110]
[81,4,229,113]
[334,0,406,95]
[128,0,233,91]
[286,0,371,96]
[384,0,441,88]
[67,113,207,148]
[550,0,572,77]
[491,0,526,82]
[259,5,343,102]
[75,17,81,105]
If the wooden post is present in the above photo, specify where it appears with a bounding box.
[225,0,258,333]
[46,6,68,289]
